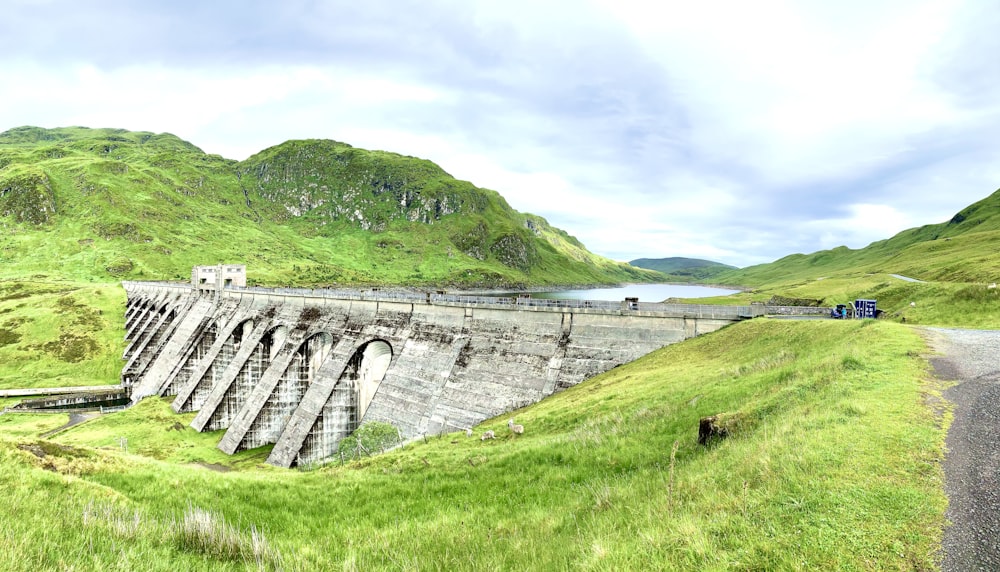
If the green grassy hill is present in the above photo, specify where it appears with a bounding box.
[0,125,987,570]
[0,319,945,570]
[629,256,737,282]
[0,126,658,288]
[720,188,1000,287]
[687,188,1000,326]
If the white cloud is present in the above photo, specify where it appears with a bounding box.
[601,0,970,183]
[808,203,915,250]
[2,0,999,269]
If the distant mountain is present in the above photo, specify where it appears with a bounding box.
[717,187,1000,286]
[0,126,660,287]
[629,257,737,282]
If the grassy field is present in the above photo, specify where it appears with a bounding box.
[7,126,999,570]
[0,281,125,390]
[0,319,947,570]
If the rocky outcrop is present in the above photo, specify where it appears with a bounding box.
[0,166,56,224]
[238,140,489,230]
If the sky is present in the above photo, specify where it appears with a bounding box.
[2,0,999,267]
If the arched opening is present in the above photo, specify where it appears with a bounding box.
[183,319,255,413]
[295,339,393,465]
[243,332,333,449]
[351,340,392,421]
[125,300,149,338]
[204,324,286,430]
[163,321,219,396]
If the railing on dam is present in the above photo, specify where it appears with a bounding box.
[122,281,829,319]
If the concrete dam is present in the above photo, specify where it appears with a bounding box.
[121,266,767,468]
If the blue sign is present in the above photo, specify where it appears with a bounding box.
[854,299,877,319]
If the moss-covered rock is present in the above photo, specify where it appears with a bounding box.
[451,221,490,260]
[238,139,489,228]
[41,332,99,363]
[92,222,151,243]
[0,165,56,224]
[104,257,135,276]
[491,232,538,271]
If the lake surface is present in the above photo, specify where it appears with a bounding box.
[495,283,739,302]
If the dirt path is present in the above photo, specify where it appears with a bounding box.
[926,328,1000,571]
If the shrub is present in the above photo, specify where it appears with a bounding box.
[337,421,401,457]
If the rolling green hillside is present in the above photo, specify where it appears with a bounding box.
[0,126,658,287]
[0,319,945,570]
[0,126,977,570]
[720,188,1000,287]
[689,188,1000,326]
[629,256,737,282]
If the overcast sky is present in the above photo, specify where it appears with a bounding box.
[3,0,999,267]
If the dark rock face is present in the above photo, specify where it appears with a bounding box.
[452,222,490,260]
[698,412,746,445]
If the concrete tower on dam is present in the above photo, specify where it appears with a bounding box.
[121,265,764,468]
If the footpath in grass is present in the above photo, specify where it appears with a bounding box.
[0,319,946,570]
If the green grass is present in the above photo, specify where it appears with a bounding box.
[0,281,125,390]
[0,319,947,570]
[0,126,660,288]
[1,123,986,569]
[54,397,269,469]
[0,412,70,438]
[672,187,1000,327]
[685,271,1000,328]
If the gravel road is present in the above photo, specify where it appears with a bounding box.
[926,328,1000,571]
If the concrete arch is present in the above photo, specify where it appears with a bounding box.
[161,320,219,397]
[203,323,286,430]
[291,338,393,466]
[182,318,257,413]
[351,339,393,422]
[241,331,335,450]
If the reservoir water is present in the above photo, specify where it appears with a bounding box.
[496,283,739,302]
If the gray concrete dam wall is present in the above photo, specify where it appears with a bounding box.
[121,281,766,468]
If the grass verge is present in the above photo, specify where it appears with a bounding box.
[0,318,947,570]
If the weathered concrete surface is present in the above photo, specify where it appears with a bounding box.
[122,282,753,467]
[11,389,128,411]
[0,386,123,398]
